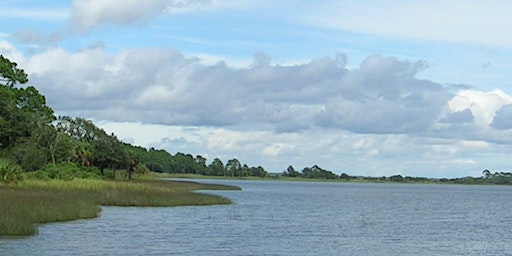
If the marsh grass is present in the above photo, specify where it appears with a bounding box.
[0,178,239,236]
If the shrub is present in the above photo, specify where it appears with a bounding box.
[39,162,83,180]
[25,170,51,180]
[102,169,115,179]
[81,166,101,176]
[0,158,24,184]
[55,170,74,181]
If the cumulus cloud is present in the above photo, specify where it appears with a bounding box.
[491,105,512,130]
[24,48,446,133]
[315,55,450,134]
[17,43,512,150]
[440,108,474,124]
[446,89,512,128]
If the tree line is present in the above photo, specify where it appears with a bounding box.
[282,164,512,185]
[0,55,266,183]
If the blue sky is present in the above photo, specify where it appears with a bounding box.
[2,0,512,178]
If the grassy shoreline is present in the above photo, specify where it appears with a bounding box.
[0,178,240,237]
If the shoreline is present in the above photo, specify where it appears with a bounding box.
[0,178,240,237]
[156,172,510,186]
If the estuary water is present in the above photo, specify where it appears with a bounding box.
[1,179,512,255]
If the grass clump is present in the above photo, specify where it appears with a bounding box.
[0,178,239,236]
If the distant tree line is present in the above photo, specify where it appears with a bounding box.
[0,55,266,183]
[131,147,267,178]
[282,164,512,185]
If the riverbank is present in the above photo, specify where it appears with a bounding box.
[158,172,509,185]
[0,178,240,236]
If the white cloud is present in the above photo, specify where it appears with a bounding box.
[0,41,26,64]
[20,44,512,146]
[69,0,252,31]
[447,89,512,128]
[491,104,512,130]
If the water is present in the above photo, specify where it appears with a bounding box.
[1,180,512,255]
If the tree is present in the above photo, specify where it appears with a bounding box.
[0,55,28,88]
[0,86,17,148]
[250,166,268,178]
[482,169,492,179]
[0,86,55,150]
[145,148,173,173]
[241,164,250,177]
[389,174,404,182]
[10,138,48,171]
[301,165,338,179]
[56,116,102,142]
[208,158,225,176]
[340,173,354,180]
[171,152,197,174]
[226,158,241,177]
[195,155,208,175]
[91,134,129,172]
[283,165,300,177]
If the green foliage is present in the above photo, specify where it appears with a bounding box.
[283,165,301,177]
[301,165,338,179]
[40,162,82,180]
[102,169,116,179]
[0,55,28,88]
[24,170,51,180]
[208,158,225,176]
[10,139,48,172]
[226,158,241,177]
[0,158,23,184]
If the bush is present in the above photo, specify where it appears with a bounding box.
[83,172,102,180]
[102,169,115,179]
[25,170,51,180]
[82,166,101,176]
[0,158,24,184]
[55,170,74,181]
[38,162,83,180]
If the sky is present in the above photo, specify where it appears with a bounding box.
[2,0,512,178]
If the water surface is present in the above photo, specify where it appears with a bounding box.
[1,180,511,255]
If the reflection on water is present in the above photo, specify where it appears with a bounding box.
[1,179,511,255]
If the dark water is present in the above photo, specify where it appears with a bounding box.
[1,180,512,255]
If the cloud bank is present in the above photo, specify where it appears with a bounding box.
[5,44,509,146]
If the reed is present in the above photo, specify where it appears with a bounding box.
[0,178,239,236]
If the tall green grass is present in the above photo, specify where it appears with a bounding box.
[0,178,239,236]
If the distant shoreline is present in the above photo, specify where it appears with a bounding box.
[157,172,512,185]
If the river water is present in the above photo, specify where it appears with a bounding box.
[1,179,511,255]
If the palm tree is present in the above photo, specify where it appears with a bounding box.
[482,169,492,179]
